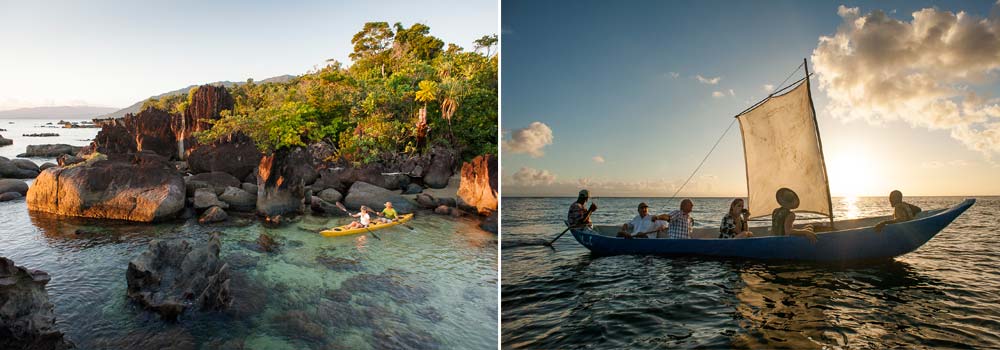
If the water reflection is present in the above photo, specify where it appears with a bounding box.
[841,196,860,219]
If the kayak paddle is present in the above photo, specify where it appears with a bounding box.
[334,202,381,240]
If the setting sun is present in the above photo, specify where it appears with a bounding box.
[826,148,881,197]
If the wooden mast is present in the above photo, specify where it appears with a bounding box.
[803,58,835,229]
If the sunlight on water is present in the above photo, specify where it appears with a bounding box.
[841,196,860,219]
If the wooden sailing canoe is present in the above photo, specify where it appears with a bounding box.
[320,213,414,237]
[569,199,974,261]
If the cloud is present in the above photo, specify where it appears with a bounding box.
[921,159,972,168]
[712,91,726,98]
[762,84,775,92]
[696,75,721,85]
[512,167,556,186]
[592,155,605,164]
[812,4,1000,157]
[502,122,553,158]
[669,72,680,78]
[728,89,735,96]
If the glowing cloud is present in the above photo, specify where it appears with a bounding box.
[696,75,721,85]
[503,121,553,158]
[512,167,556,186]
[592,155,605,164]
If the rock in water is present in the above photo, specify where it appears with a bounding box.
[218,186,256,212]
[344,181,416,214]
[480,211,498,234]
[257,233,280,253]
[257,148,314,217]
[0,257,74,350]
[457,154,498,215]
[434,205,451,215]
[424,147,455,189]
[18,144,82,157]
[126,234,231,320]
[26,152,186,222]
[199,206,229,224]
[415,193,439,209]
[39,162,57,171]
[0,192,23,202]
[0,179,29,195]
[0,157,40,179]
[317,188,342,203]
[0,134,11,146]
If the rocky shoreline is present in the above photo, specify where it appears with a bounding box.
[0,84,496,232]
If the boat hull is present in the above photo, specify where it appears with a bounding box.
[570,199,975,261]
[320,213,414,237]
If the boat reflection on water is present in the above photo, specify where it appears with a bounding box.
[731,259,941,349]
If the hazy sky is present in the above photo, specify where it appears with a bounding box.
[502,0,1000,197]
[0,0,497,110]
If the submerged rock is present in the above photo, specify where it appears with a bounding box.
[315,255,364,272]
[0,192,23,202]
[125,233,231,320]
[27,152,185,222]
[198,206,229,224]
[256,233,280,253]
[480,211,498,234]
[0,257,74,350]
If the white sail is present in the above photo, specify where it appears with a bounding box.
[737,78,832,219]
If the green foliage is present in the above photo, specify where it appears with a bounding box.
[199,22,497,163]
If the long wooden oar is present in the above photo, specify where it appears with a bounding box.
[334,202,381,240]
[545,201,596,249]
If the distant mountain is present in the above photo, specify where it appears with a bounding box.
[98,75,297,119]
[0,106,120,119]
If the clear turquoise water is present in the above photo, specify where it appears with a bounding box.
[502,196,1000,349]
[0,119,498,349]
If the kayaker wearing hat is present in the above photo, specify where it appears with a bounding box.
[567,189,598,228]
[617,202,659,239]
[771,188,818,243]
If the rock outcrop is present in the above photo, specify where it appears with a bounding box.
[256,148,314,217]
[175,85,234,157]
[17,144,82,158]
[456,154,498,215]
[0,257,74,350]
[26,152,186,222]
[186,134,261,181]
[116,108,177,158]
[343,181,416,214]
[126,234,231,320]
[423,147,455,189]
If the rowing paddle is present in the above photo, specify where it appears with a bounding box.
[334,202,381,240]
[545,200,597,249]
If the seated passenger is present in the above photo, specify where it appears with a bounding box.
[874,190,922,233]
[771,188,818,244]
[719,198,753,238]
[348,206,373,229]
[376,201,397,223]
[617,202,659,239]
[653,199,695,239]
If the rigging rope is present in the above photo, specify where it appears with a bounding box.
[664,61,808,203]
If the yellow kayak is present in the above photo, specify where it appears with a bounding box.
[320,213,414,237]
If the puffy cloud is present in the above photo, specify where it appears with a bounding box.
[712,91,726,98]
[696,75,721,84]
[669,71,680,78]
[812,4,1000,157]
[502,122,553,157]
[592,155,605,164]
[762,84,775,92]
[512,167,556,186]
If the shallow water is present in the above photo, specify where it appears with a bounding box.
[0,120,498,349]
[0,118,97,162]
[501,196,1000,349]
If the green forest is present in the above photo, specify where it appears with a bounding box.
[145,22,498,164]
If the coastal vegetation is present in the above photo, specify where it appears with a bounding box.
[142,22,498,164]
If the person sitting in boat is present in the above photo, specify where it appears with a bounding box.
[652,199,694,239]
[568,189,598,228]
[771,188,818,244]
[874,190,922,233]
[347,206,373,229]
[376,201,398,223]
[617,202,659,239]
[719,198,753,238]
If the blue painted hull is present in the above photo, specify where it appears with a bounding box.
[571,199,975,261]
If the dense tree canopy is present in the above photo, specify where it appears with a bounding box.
[191,22,497,164]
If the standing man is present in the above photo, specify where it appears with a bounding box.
[654,199,695,239]
[567,189,598,228]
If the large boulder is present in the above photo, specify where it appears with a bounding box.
[12,158,39,173]
[193,188,229,210]
[256,148,314,217]
[187,135,261,181]
[343,181,415,214]
[0,257,74,350]
[218,186,256,212]
[456,154,498,215]
[0,179,29,195]
[317,188,342,204]
[424,148,455,189]
[188,172,241,194]
[0,157,39,179]
[26,152,186,222]
[313,165,407,193]
[126,234,231,320]
[17,144,82,158]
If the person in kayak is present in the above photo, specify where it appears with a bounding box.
[771,188,817,243]
[376,201,398,223]
[719,198,753,238]
[616,202,659,239]
[568,189,597,228]
[653,199,694,239]
[347,206,373,229]
[874,190,922,233]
